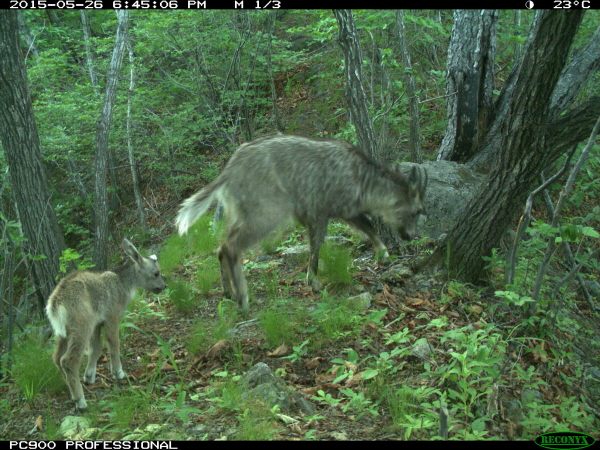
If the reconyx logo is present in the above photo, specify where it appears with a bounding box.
[535,432,595,450]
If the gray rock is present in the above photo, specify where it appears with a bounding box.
[59,416,96,440]
[241,362,316,416]
[347,292,373,309]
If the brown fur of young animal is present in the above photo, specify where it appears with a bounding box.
[176,135,427,311]
[46,238,166,409]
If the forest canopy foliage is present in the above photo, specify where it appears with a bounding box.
[0,8,599,304]
[0,8,598,304]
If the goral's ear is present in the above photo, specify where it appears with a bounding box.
[407,166,420,195]
[406,166,428,198]
[409,166,419,182]
[122,238,143,265]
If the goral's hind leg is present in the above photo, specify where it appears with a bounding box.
[220,211,282,310]
[218,244,234,300]
[53,335,69,384]
[83,324,102,384]
[60,338,89,409]
[219,241,248,311]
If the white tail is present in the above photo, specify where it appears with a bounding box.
[175,183,223,235]
[46,303,67,338]
[46,238,166,409]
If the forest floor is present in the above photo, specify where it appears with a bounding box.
[2,236,600,441]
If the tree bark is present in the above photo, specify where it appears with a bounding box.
[92,10,129,270]
[333,9,379,161]
[126,39,148,233]
[266,11,283,133]
[0,10,66,311]
[437,10,497,163]
[425,10,587,283]
[82,10,119,209]
[80,10,98,89]
[549,24,600,117]
[395,10,422,164]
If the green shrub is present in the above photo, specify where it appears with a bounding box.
[186,319,213,356]
[161,212,219,277]
[196,256,221,295]
[168,280,198,314]
[160,233,189,277]
[10,330,64,405]
[188,213,219,256]
[107,387,154,432]
[320,241,353,288]
[235,407,280,440]
[310,292,360,341]
[259,308,298,347]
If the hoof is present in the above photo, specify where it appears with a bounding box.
[83,372,96,385]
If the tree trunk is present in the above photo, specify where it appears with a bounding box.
[549,24,600,117]
[0,10,66,311]
[80,10,98,89]
[513,11,522,62]
[92,10,129,270]
[437,10,497,162]
[82,11,121,214]
[468,21,600,172]
[395,10,422,164]
[333,9,379,161]
[425,10,590,283]
[126,39,148,233]
[16,11,39,58]
[266,11,283,133]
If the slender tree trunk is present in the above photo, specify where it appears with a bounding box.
[395,10,422,164]
[266,11,283,132]
[80,10,98,89]
[0,10,66,311]
[0,192,18,373]
[93,10,129,270]
[333,9,379,161]
[126,39,148,233]
[513,11,522,62]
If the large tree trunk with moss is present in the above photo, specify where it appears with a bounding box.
[423,11,600,283]
[0,10,66,311]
